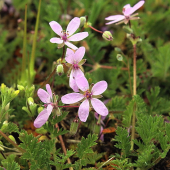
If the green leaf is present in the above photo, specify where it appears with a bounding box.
[76,134,98,159]
[114,127,131,158]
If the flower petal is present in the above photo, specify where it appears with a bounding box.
[61,93,84,104]
[123,4,132,16]
[130,0,145,15]
[68,32,88,42]
[37,88,50,103]
[105,16,125,25]
[65,48,74,64]
[91,98,108,116]
[46,84,53,100]
[34,105,53,128]
[91,81,108,95]
[72,68,84,78]
[65,41,78,50]
[69,71,79,92]
[75,75,89,92]
[74,46,85,62]
[105,15,124,21]
[50,38,63,44]
[66,17,80,36]
[78,99,89,122]
[49,21,63,36]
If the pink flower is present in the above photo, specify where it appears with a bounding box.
[49,17,88,50]
[105,0,145,25]
[61,75,108,122]
[34,84,54,128]
[65,47,86,92]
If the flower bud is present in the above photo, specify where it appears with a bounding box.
[56,64,64,76]
[1,121,8,133]
[115,47,122,53]
[27,97,34,105]
[102,31,113,41]
[70,119,79,135]
[84,22,91,28]
[8,135,16,143]
[116,54,123,61]
[17,85,25,91]
[38,107,44,114]
[79,16,86,27]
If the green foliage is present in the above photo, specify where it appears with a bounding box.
[151,43,170,80]
[19,130,54,170]
[114,127,131,158]
[76,134,97,159]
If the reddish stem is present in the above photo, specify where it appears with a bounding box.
[88,25,103,34]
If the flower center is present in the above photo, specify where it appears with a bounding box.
[61,31,69,42]
[84,90,92,100]
[73,63,79,70]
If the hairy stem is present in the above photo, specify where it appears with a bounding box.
[131,44,137,150]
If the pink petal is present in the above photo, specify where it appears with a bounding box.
[105,15,124,21]
[65,41,78,50]
[78,99,89,122]
[74,46,85,62]
[91,98,108,116]
[37,89,50,103]
[34,105,53,128]
[46,84,52,100]
[69,72,79,92]
[65,48,74,64]
[91,81,108,95]
[50,37,63,44]
[130,1,145,15]
[68,32,88,42]
[75,75,89,92]
[61,93,84,104]
[66,17,80,36]
[99,126,104,141]
[49,21,63,36]
[105,16,125,25]
[72,68,84,77]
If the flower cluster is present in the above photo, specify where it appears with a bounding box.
[34,0,145,130]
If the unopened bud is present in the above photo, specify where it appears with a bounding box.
[115,47,122,53]
[8,135,16,143]
[80,16,86,27]
[17,85,25,91]
[70,119,79,135]
[1,121,8,133]
[116,54,123,61]
[38,107,44,114]
[123,26,133,34]
[27,97,34,105]
[56,64,64,76]
[102,31,113,41]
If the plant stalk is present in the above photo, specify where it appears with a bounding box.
[131,44,137,150]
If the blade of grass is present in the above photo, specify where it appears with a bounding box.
[29,0,42,85]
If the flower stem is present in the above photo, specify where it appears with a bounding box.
[88,25,103,34]
[55,123,73,170]
[131,44,137,151]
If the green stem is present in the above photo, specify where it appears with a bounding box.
[131,44,137,151]
[29,0,41,83]
[21,4,27,81]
